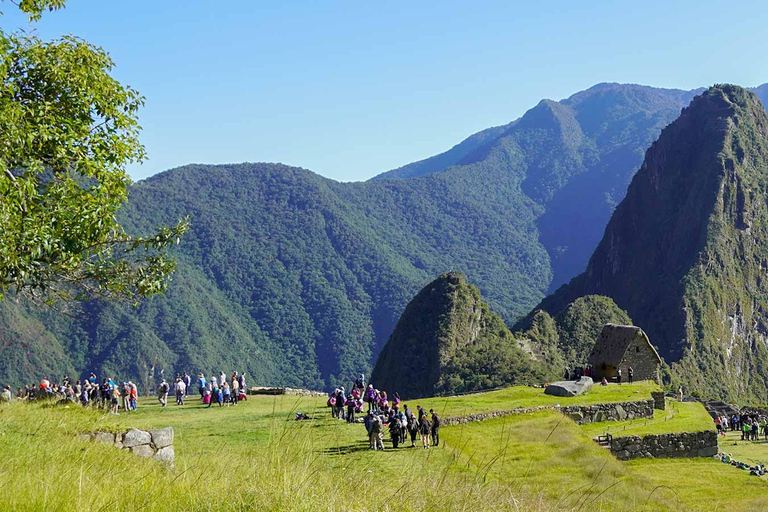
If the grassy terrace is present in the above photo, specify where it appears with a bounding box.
[0,384,763,511]
[580,399,715,439]
[427,380,661,418]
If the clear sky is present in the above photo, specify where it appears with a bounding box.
[4,1,768,182]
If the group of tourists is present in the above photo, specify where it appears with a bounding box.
[5,369,250,413]
[181,371,248,408]
[327,374,441,451]
[715,411,768,441]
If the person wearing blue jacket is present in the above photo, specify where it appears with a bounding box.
[198,374,206,398]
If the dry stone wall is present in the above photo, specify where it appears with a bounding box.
[561,399,655,425]
[80,427,175,467]
[610,430,717,460]
[441,399,656,427]
[248,387,326,397]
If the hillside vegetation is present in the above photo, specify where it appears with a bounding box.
[531,85,768,402]
[370,272,551,398]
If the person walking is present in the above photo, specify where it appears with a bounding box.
[157,379,169,407]
[419,415,431,449]
[430,409,441,447]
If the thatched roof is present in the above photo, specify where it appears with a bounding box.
[587,324,661,367]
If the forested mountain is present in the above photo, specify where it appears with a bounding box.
[371,273,551,398]
[2,82,766,392]
[527,85,768,402]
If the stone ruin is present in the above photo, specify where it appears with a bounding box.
[79,427,175,468]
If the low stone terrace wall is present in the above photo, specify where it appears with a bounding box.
[79,427,175,467]
[610,430,718,460]
[441,399,657,427]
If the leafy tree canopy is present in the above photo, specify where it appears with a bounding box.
[0,1,187,305]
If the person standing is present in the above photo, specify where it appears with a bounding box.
[616,368,622,385]
[368,412,384,450]
[222,381,231,406]
[175,377,186,405]
[1,385,11,404]
[231,373,239,405]
[430,409,441,447]
[678,386,684,402]
[627,366,634,384]
[183,373,191,397]
[157,379,169,407]
[419,414,431,449]
[198,374,207,399]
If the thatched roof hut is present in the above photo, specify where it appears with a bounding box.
[588,324,661,382]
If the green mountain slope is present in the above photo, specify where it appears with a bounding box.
[527,85,768,401]
[370,272,549,398]
[378,83,708,290]
[2,82,766,392]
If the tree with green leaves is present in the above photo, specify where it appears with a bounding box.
[0,0,187,305]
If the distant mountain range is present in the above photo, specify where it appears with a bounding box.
[1,82,766,392]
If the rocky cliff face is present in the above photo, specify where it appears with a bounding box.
[371,272,549,398]
[531,85,768,401]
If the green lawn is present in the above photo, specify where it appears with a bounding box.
[2,386,764,511]
[424,380,661,418]
[579,399,714,439]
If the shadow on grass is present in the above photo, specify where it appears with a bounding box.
[320,440,422,455]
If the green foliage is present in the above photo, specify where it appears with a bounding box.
[0,6,187,305]
[371,272,551,398]
[516,295,631,368]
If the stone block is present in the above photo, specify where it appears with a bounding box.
[567,411,584,423]
[130,445,154,458]
[77,433,93,442]
[94,432,116,444]
[150,427,174,449]
[123,429,152,448]
[154,445,175,466]
[615,404,627,421]
[545,377,593,397]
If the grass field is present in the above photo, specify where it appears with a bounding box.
[1,386,767,511]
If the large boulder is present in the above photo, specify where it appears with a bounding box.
[545,376,593,397]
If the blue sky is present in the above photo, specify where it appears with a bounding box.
[4,1,768,182]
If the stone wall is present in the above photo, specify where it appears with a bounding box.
[610,430,717,460]
[248,387,326,397]
[440,399,655,427]
[561,399,655,425]
[80,427,175,467]
[651,391,666,410]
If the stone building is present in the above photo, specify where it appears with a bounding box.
[588,324,661,383]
